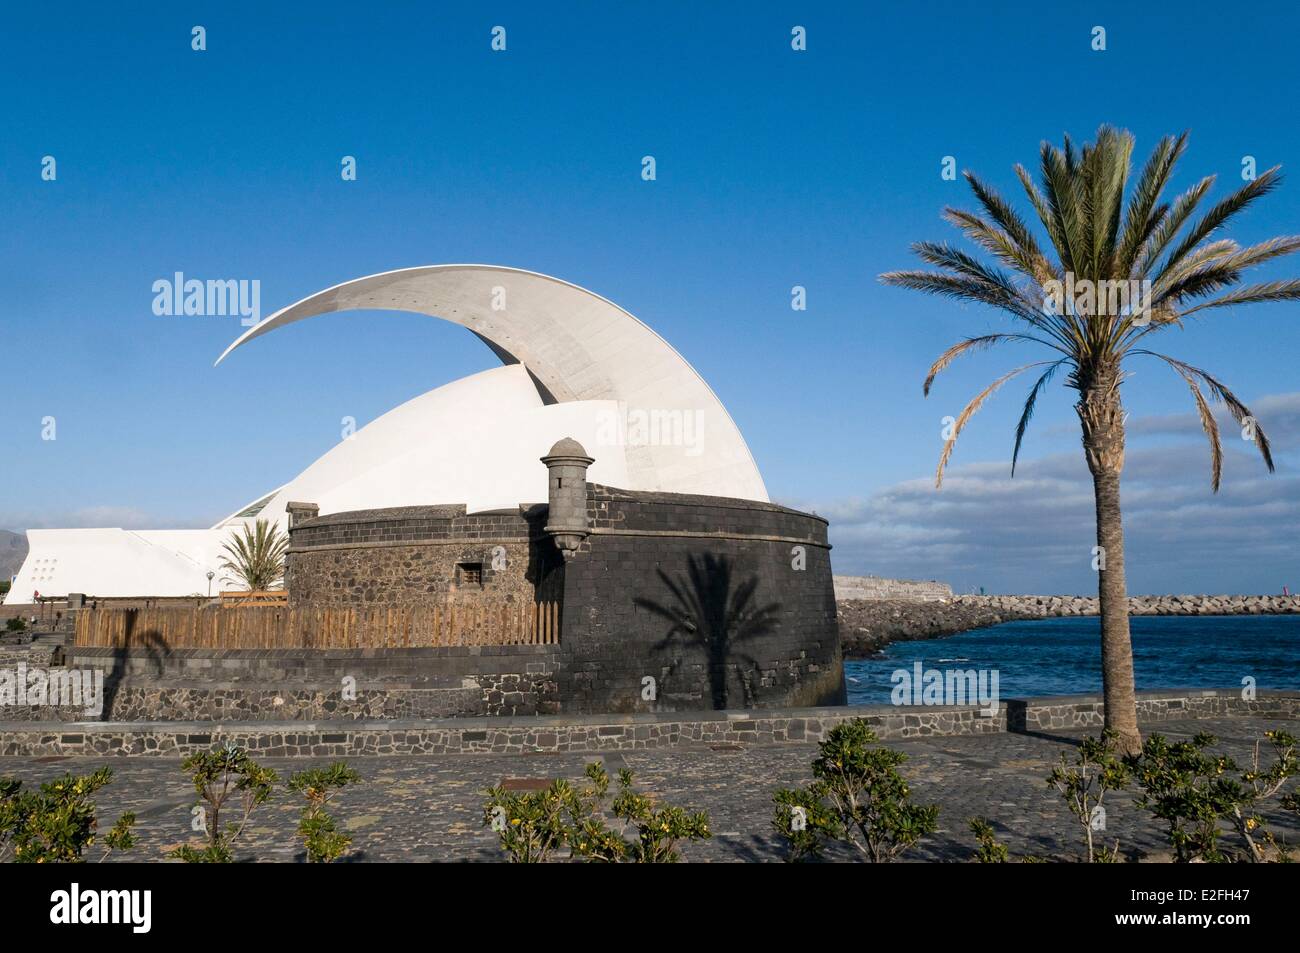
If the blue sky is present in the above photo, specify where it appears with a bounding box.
[2,1,1297,593]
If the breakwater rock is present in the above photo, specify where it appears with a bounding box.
[838,594,1300,656]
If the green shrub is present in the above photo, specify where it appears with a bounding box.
[968,817,1009,862]
[772,718,939,862]
[4,617,26,632]
[288,762,361,863]
[570,764,711,863]
[484,762,711,863]
[484,769,603,863]
[1130,729,1298,863]
[1047,731,1130,862]
[171,746,277,863]
[0,767,135,863]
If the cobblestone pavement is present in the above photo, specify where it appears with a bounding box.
[2,715,1296,862]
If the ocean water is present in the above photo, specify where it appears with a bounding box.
[843,615,1300,705]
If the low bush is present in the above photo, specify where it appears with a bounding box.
[0,767,135,863]
[772,718,939,862]
[484,762,711,863]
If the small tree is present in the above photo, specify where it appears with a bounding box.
[0,768,135,863]
[1047,731,1130,862]
[219,518,289,592]
[1130,730,1298,863]
[772,719,939,862]
[570,764,711,863]
[172,746,278,863]
[288,762,361,863]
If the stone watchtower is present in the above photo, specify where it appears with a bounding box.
[541,437,593,556]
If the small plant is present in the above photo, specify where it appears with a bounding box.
[1047,731,1130,862]
[171,746,278,863]
[1130,730,1298,863]
[772,718,939,862]
[288,762,361,863]
[484,770,605,863]
[969,817,1009,863]
[484,762,712,863]
[0,768,135,863]
[4,616,26,632]
[570,764,711,863]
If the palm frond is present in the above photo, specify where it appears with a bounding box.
[1168,363,1224,491]
[1116,133,1187,274]
[1011,359,1068,476]
[1177,279,1300,317]
[924,333,1055,395]
[1040,141,1088,275]
[1135,351,1275,476]
[1015,163,1069,263]
[1134,176,1215,277]
[936,362,1049,488]
[1154,167,1283,283]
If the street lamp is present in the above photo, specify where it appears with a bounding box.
[206,571,215,597]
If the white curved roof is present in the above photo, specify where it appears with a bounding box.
[218,265,768,502]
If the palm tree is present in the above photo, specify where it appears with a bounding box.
[881,127,1299,754]
[218,518,289,592]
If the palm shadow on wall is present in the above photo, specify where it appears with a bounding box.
[634,554,782,710]
[100,613,169,722]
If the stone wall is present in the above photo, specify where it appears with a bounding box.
[0,645,560,722]
[833,575,952,601]
[553,484,843,713]
[286,504,562,608]
[2,689,1292,758]
[1007,689,1300,732]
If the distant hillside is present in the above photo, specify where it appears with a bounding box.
[0,530,28,582]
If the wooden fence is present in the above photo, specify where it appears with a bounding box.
[73,601,561,650]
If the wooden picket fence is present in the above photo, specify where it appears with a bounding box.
[73,601,561,650]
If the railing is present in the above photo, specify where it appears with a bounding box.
[73,601,561,650]
[218,590,288,607]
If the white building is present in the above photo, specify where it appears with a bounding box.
[6,265,767,601]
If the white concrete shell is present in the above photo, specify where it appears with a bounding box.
[218,265,767,501]
[5,265,768,601]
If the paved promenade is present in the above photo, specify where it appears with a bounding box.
[2,714,1295,862]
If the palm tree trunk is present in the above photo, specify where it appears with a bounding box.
[1077,373,1142,755]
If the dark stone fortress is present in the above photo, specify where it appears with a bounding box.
[284,439,844,714]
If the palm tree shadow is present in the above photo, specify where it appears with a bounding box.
[99,612,169,722]
[634,554,782,709]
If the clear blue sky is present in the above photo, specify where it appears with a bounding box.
[2,1,1297,593]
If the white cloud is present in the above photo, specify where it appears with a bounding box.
[792,393,1300,595]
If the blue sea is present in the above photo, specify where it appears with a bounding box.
[843,615,1300,705]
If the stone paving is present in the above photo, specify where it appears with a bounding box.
[1,714,1296,862]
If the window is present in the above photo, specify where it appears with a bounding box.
[456,562,483,586]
